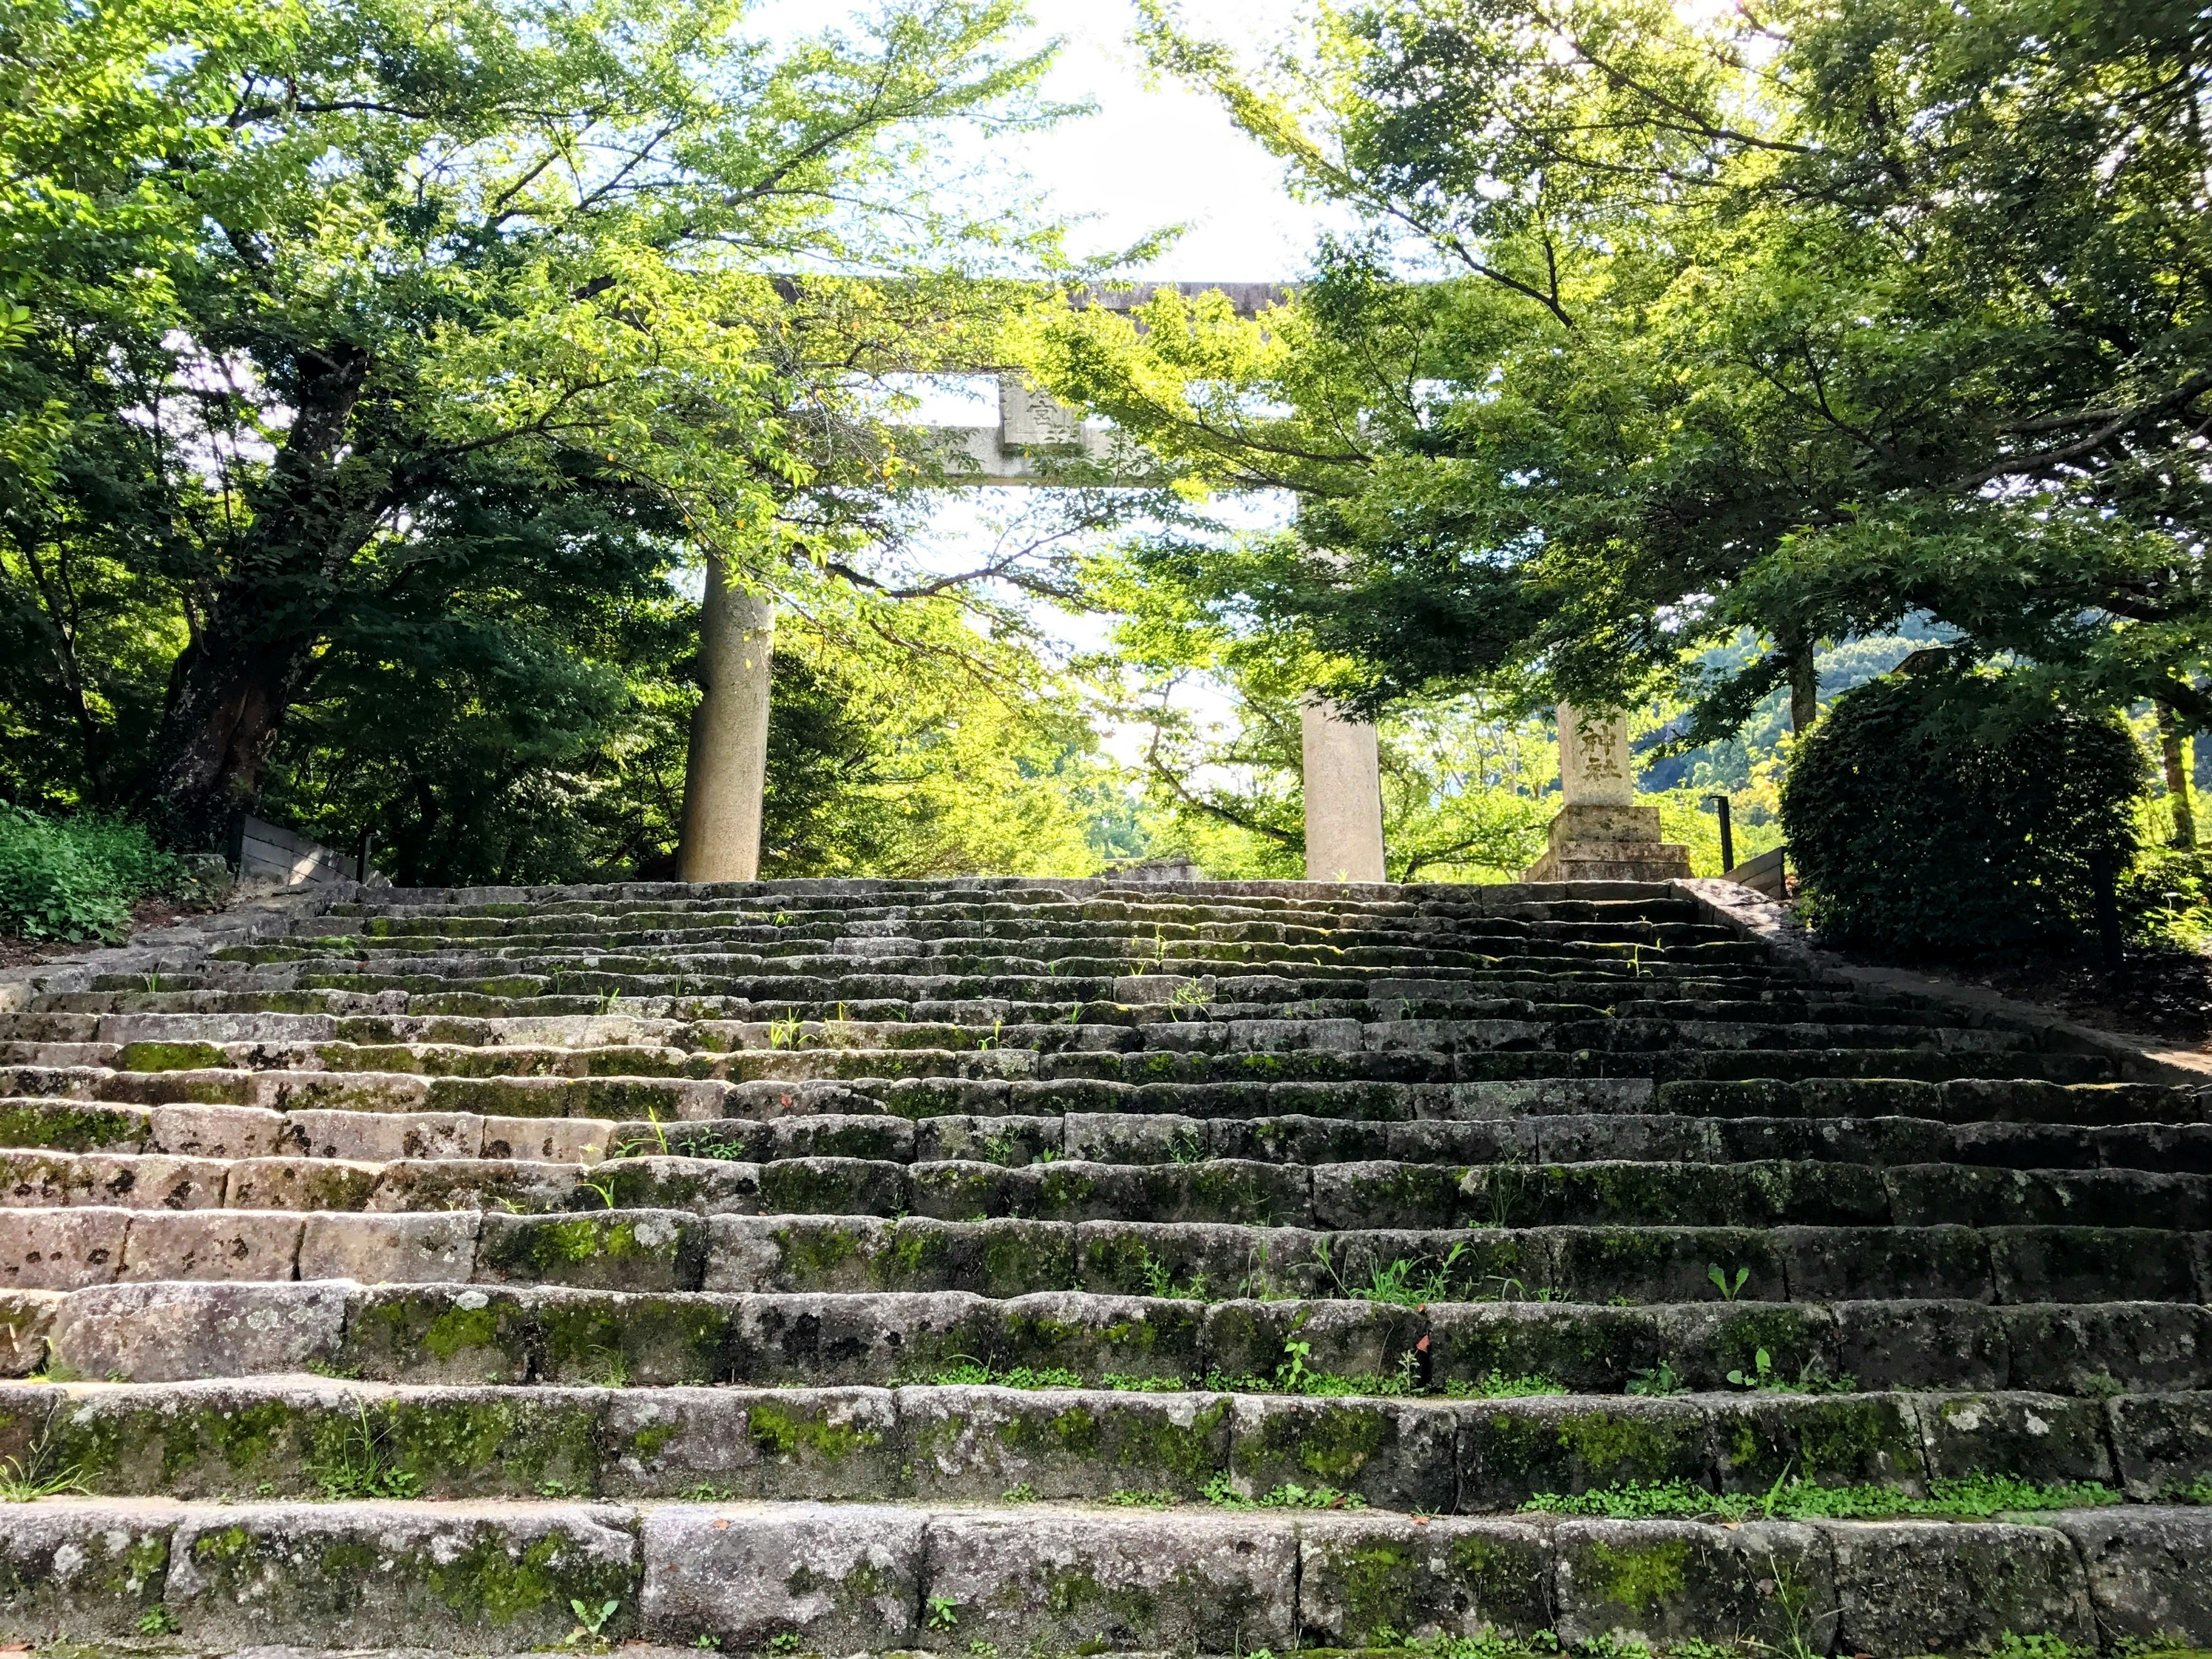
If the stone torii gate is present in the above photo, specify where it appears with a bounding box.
[675,282,1373,886]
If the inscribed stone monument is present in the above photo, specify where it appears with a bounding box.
[1521,702,1692,882]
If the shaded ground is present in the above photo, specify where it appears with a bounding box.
[1947,945,2212,1050]
[0,897,200,971]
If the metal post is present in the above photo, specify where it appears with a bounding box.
[2088,851,2126,979]
[1704,794,1734,876]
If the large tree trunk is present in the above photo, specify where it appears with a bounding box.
[1787,644,1819,734]
[141,345,377,848]
[2156,698,2196,848]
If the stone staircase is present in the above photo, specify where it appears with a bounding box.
[0,876,2203,1656]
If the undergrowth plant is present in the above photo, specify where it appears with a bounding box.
[1521,1472,2124,1523]
[0,806,191,941]
[1203,1472,1365,1511]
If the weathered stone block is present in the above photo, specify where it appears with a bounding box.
[164,1500,638,1647]
[1552,1518,1836,1651]
[2001,1302,2211,1395]
[482,1114,615,1164]
[922,1509,1297,1654]
[900,1383,1228,1500]
[297,1211,478,1283]
[0,1294,58,1376]
[372,1385,605,1498]
[1461,1396,1710,1510]
[1077,1219,1324,1300]
[2047,1505,2212,1646]
[602,1155,763,1215]
[639,1502,923,1650]
[1777,1224,1994,1302]
[1298,1514,1551,1646]
[1230,1394,1457,1511]
[1429,1302,1664,1394]
[2108,1391,2212,1499]
[120,1210,303,1283]
[369,1157,582,1213]
[340,1285,535,1385]
[0,1502,170,1637]
[1201,1297,1423,1385]
[1834,1298,2010,1391]
[0,1207,126,1291]
[603,1385,900,1500]
[532,1288,733,1387]
[476,1210,704,1293]
[149,1102,284,1159]
[1707,1393,1925,1493]
[54,1281,347,1381]
[1915,1390,2113,1483]
[1823,1519,2096,1656]
[990,1289,1204,1382]
[222,1156,382,1212]
[283,1108,482,1161]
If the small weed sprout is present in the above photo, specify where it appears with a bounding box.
[312,1400,423,1501]
[566,1598,620,1647]
[0,1430,85,1501]
[1709,1263,1751,1302]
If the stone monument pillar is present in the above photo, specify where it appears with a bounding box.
[1521,703,1691,882]
[1301,697,1387,883]
[677,562,774,882]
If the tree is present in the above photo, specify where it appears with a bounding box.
[1,0,1070,844]
[1020,0,2212,745]
[1782,670,2145,956]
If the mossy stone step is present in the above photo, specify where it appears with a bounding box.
[1,1201,2201,1305]
[31,1280,2212,1396]
[0,1494,2206,1654]
[0,1142,2196,1230]
[0,1377,2194,1507]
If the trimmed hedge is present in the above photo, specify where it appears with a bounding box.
[1781,675,2143,956]
[0,806,188,941]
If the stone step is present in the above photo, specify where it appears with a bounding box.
[0,1378,2199,1508]
[19,1008,1993,1062]
[29,1281,2211,1396]
[4,1201,2202,1305]
[0,1142,2200,1229]
[14,1067,2185,1134]
[706,1215,2212,1306]
[11,1493,2202,1655]
[13,1089,2202,1176]
[11,1009,1993,1062]
[0,1043,2115,1095]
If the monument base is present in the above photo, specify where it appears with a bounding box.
[1521,804,1692,883]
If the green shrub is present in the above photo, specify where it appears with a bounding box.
[0,807,187,941]
[1781,675,2143,956]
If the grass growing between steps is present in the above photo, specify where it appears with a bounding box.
[1521,1472,2126,1522]
[917,1354,1565,1400]
[1260,1631,2212,1659]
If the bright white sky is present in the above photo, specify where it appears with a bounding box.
[986,0,1334,279]
[752,0,1338,281]
[745,0,1334,758]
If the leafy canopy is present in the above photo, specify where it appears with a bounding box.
[1021,0,2212,738]
[1,0,1141,877]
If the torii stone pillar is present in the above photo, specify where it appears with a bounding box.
[1301,697,1387,883]
[677,561,774,882]
[1522,703,1690,882]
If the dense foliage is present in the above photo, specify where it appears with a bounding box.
[1022,0,2212,747]
[1,0,1111,875]
[0,807,192,940]
[1781,674,2145,956]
